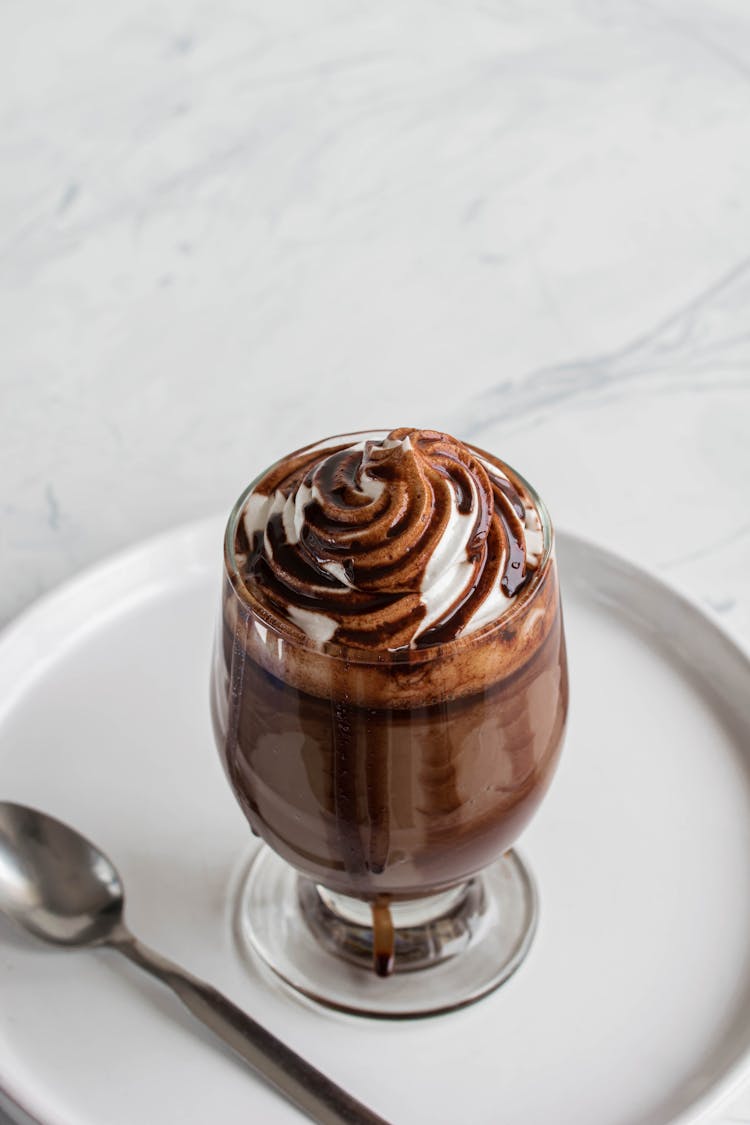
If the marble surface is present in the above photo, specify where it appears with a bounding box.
[1,0,749,1121]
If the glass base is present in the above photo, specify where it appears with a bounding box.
[233,846,538,1018]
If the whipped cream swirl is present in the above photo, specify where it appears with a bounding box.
[235,429,544,650]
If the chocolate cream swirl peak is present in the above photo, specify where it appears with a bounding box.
[233,428,546,652]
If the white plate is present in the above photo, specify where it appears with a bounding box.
[1,520,750,1125]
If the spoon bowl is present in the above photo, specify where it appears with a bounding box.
[0,802,124,947]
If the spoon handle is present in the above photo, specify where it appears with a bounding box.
[114,933,390,1125]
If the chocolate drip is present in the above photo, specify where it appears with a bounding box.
[317,449,380,510]
[267,515,342,589]
[416,576,485,648]
[496,503,527,597]
[371,899,395,977]
[416,519,500,647]
[365,726,390,875]
[330,700,367,879]
[222,614,262,837]
[234,515,251,557]
[490,472,526,520]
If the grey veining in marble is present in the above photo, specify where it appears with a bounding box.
[462,251,750,646]
[3,0,750,634]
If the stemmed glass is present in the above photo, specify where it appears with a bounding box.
[211,440,567,1018]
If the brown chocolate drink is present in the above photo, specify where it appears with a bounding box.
[212,429,567,973]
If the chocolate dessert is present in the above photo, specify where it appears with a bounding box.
[212,429,568,975]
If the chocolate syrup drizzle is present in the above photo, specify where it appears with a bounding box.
[238,428,537,651]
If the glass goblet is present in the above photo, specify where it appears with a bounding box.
[211,448,567,1018]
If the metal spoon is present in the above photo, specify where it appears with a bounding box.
[0,801,389,1125]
